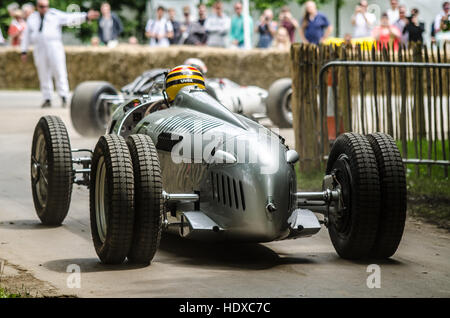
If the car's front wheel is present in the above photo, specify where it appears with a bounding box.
[31,116,73,226]
[126,135,163,265]
[90,135,135,264]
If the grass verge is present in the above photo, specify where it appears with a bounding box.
[0,287,23,298]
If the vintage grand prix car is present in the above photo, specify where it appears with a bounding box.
[30,68,406,265]
[69,66,293,137]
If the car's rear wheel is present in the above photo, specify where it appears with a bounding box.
[127,135,163,265]
[90,135,134,264]
[71,81,117,137]
[31,116,73,225]
[366,133,406,258]
[267,78,293,128]
[325,133,381,259]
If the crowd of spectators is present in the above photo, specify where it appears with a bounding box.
[1,1,449,50]
[348,0,450,50]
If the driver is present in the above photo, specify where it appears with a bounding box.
[145,65,206,115]
[183,58,208,75]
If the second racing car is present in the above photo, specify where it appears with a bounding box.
[70,58,293,137]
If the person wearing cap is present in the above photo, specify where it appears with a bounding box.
[20,0,99,108]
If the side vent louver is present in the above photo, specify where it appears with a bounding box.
[210,172,245,211]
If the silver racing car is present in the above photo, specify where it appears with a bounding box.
[30,70,406,265]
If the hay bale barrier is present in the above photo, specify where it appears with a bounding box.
[0,45,290,91]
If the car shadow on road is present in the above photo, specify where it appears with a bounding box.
[155,233,315,271]
[43,258,149,273]
[42,233,317,273]
[0,219,63,230]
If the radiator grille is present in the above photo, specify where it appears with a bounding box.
[155,113,222,135]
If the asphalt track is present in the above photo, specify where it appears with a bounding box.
[0,91,449,297]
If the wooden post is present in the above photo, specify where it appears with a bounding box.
[290,44,321,172]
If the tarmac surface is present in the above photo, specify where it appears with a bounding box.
[0,90,449,297]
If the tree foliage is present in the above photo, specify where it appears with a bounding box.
[0,0,148,43]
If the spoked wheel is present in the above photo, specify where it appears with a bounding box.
[90,135,135,264]
[325,133,381,259]
[126,135,163,265]
[366,133,406,258]
[31,116,73,225]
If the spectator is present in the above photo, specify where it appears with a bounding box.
[168,8,181,44]
[230,1,253,48]
[205,1,230,48]
[91,36,100,46]
[431,20,436,43]
[8,9,26,46]
[299,1,332,45]
[22,3,35,20]
[180,6,207,45]
[0,29,5,45]
[404,8,425,43]
[434,1,450,44]
[272,27,290,50]
[128,36,138,45]
[351,1,376,38]
[145,6,173,47]
[7,3,19,17]
[21,0,99,108]
[372,12,401,51]
[393,5,408,46]
[344,33,353,46]
[98,2,123,46]
[279,6,299,43]
[196,4,208,44]
[256,9,277,48]
[387,0,400,25]
[198,4,207,26]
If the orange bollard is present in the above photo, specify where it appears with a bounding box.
[326,70,344,142]
[326,70,337,141]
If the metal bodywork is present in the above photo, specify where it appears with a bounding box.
[105,87,324,242]
[206,78,267,117]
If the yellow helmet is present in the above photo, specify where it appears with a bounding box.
[165,65,206,102]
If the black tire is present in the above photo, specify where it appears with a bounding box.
[326,133,381,259]
[90,135,134,264]
[127,135,163,265]
[366,133,406,258]
[31,116,73,225]
[267,78,293,128]
[70,81,117,137]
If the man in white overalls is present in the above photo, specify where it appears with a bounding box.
[21,0,99,108]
